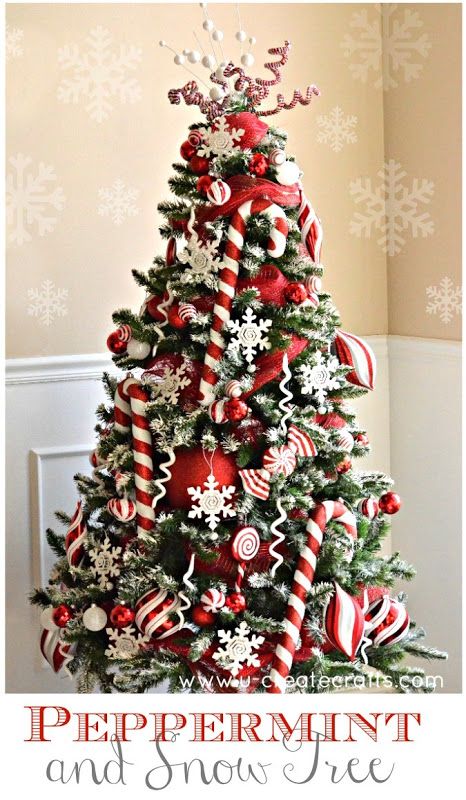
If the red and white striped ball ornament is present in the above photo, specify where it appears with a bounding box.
[188,130,203,147]
[135,587,184,640]
[337,429,354,453]
[269,148,286,166]
[117,324,132,343]
[324,582,366,661]
[178,303,197,323]
[225,380,243,398]
[200,588,226,613]
[334,330,376,391]
[206,179,231,206]
[231,526,261,562]
[365,596,410,646]
[65,501,87,568]
[263,444,297,477]
[357,497,379,519]
[305,275,322,294]
[208,399,227,424]
[107,497,137,523]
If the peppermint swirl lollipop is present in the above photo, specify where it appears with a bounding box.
[231,526,260,562]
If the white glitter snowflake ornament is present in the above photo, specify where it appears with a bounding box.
[300,351,342,406]
[197,117,245,159]
[105,626,149,660]
[89,536,122,590]
[228,307,272,370]
[213,621,264,677]
[178,231,221,278]
[187,473,236,531]
[144,362,191,405]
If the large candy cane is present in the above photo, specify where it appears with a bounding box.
[114,377,155,536]
[268,500,357,694]
[298,187,323,264]
[198,198,289,406]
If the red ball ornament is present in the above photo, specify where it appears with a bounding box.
[165,447,239,510]
[168,304,188,330]
[248,153,269,176]
[224,398,249,422]
[192,605,216,627]
[196,174,214,195]
[52,604,73,628]
[190,155,210,175]
[225,593,247,614]
[285,282,308,305]
[336,456,352,474]
[356,433,370,446]
[180,140,196,160]
[107,331,127,355]
[379,492,402,514]
[109,604,135,629]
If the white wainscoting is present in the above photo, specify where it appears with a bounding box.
[5,337,460,693]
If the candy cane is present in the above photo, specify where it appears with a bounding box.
[298,186,323,264]
[198,198,289,406]
[114,377,155,536]
[268,500,357,694]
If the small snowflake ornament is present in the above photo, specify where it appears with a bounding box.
[105,625,149,660]
[228,307,272,370]
[187,473,236,531]
[300,351,342,406]
[197,117,245,159]
[89,536,122,590]
[178,231,221,278]
[144,362,191,405]
[213,621,265,677]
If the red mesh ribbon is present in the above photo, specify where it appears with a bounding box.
[237,264,289,306]
[196,176,300,227]
[244,334,309,397]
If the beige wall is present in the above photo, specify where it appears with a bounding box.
[6,4,461,359]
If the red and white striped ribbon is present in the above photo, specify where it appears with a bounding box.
[65,501,87,568]
[198,198,289,406]
[40,628,75,675]
[298,187,323,264]
[114,377,155,536]
[267,500,357,693]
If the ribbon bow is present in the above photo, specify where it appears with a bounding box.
[239,424,316,500]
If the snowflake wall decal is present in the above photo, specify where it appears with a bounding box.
[187,473,236,531]
[57,26,142,122]
[98,179,140,225]
[228,307,272,369]
[6,25,24,61]
[341,4,431,91]
[6,154,66,246]
[212,621,264,677]
[426,277,462,325]
[197,117,245,158]
[27,280,68,327]
[317,106,358,153]
[300,351,342,407]
[105,626,149,660]
[349,159,434,256]
[89,536,122,590]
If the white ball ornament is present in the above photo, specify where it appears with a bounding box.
[83,604,108,632]
[275,160,301,186]
[215,65,225,79]
[209,86,225,101]
[40,607,58,631]
[249,37,257,46]
[174,54,185,65]
[126,339,151,360]
[236,30,247,42]
[188,50,201,64]
[241,53,255,67]
[212,29,224,42]
[202,54,216,69]
[203,19,214,32]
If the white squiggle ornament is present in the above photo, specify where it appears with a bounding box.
[269,498,287,578]
[278,354,294,435]
[179,552,196,615]
[152,447,176,511]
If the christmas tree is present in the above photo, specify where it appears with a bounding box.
[31,31,446,694]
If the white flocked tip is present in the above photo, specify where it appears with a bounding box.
[188,50,201,63]
[241,53,255,67]
[235,30,247,42]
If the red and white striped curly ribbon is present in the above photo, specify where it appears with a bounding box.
[114,377,155,537]
[268,500,357,694]
[198,197,289,406]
